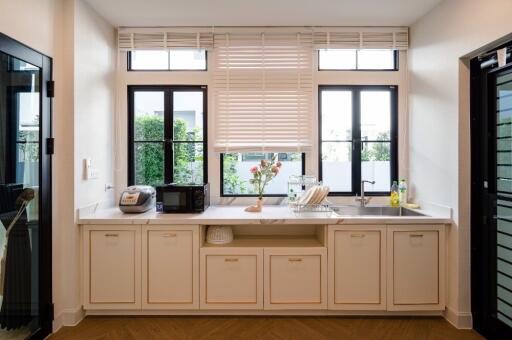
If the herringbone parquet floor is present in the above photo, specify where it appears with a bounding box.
[49,316,483,340]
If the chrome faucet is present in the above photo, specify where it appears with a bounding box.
[355,180,376,207]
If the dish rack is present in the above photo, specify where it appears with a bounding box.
[289,202,331,214]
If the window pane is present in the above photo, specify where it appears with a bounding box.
[170,49,206,70]
[321,90,352,140]
[321,142,352,192]
[173,91,204,141]
[360,91,391,141]
[319,49,356,70]
[361,142,391,192]
[130,50,169,70]
[17,92,40,141]
[134,91,164,141]
[357,50,395,70]
[222,153,302,195]
[173,142,204,184]
[134,142,164,186]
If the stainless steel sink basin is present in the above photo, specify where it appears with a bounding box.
[331,206,426,217]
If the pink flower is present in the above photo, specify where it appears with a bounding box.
[250,166,258,174]
[260,159,268,167]
[271,165,280,174]
[276,161,282,168]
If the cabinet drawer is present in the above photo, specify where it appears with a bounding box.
[83,226,141,309]
[142,226,199,309]
[264,248,327,309]
[329,227,386,310]
[200,248,263,309]
[387,226,445,311]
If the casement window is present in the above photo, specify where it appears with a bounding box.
[128,49,207,71]
[319,85,398,195]
[318,49,398,71]
[221,152,305,196]
[128,85,207,186]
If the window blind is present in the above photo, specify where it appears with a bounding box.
[313,27,408,50]
[118,28,214,50]
[213,32,314,152]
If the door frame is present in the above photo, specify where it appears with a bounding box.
[0,32,53,339]
[471,41,512,338]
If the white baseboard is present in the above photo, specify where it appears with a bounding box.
[443,307,473,329]
[52,306,85,333]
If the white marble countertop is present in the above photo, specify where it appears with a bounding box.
[77,205,452,225]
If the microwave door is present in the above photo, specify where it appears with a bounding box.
[162,191,188,212]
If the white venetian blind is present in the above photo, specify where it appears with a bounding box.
[313,27,408,50]
[118,27,214,50]
[213,32,314,152]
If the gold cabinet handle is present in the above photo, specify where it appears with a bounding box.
[104,233,119,237]
[350,233,365,238]
[410,234,424,238]
[288,258,303,262]
[224,258,239,262]
[162,233,177,238]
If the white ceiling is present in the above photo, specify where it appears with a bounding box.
[84,0,443,27]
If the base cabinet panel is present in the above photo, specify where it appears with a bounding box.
[83,226,141,310]
[142,226,199,309]
[264,248,327,309]
[387,226,445,311]
[200,248,263,309]
[328,226,386,310]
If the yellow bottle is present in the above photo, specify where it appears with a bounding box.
[390,181,400,207]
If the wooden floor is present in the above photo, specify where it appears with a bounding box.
[50,316,483,340]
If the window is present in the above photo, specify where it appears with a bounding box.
[318,49,397,70]
[128,86,207,186]
[319,85,397,195]
[128,49,207,71]
[221,153,305,196]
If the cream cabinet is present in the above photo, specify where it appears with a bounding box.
[264,248,327,309]
[387,225,445,311]
[83,225,141,310]
[200,248,263,309]
[328,226,386,310]
[142,226,199,309]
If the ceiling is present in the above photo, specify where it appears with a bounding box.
[84,0,443,27]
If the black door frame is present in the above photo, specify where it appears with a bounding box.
[0,32,53,340]
[471,41,512,339]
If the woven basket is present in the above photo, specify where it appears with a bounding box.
[206,226,234,245]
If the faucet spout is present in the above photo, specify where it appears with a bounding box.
[355,180,376,207]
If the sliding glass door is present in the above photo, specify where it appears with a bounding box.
[0,33,52,340]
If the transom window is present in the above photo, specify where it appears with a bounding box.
[221,153,305,196]
[128,86,207,186]
[128,49,207,71]
[318,49,397,71]
[319,85,398,195]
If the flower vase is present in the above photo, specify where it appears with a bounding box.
[244,198,263,212]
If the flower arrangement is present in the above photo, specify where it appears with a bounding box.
[249,154,282,200]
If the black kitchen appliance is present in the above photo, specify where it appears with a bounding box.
[155,183,210,213]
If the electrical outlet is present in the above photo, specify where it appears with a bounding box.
[84,158,100,180]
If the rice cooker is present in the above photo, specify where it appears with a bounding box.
[119,186,156,213]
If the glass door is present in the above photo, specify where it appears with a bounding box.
[0,33,52,340]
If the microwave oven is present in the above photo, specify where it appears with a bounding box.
[155,183,210,213]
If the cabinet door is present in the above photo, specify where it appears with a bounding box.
[83,226,141,310]
[387,225,445,311]
[200,248,263,309]
[328,226,386,310]
[142,225,199,309]
[264,248,327,310]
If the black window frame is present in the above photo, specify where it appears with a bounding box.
[220,152,306,197]
[127,50,208,72]
[318,50,399,71]
[318,85,398,196]
[128,85,208,186]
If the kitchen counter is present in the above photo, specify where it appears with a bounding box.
[77,205,452,225]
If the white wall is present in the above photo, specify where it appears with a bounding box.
[409,0,512,328]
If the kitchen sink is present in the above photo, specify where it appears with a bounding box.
[330,206,427,217]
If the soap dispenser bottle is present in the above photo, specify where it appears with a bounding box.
[398,179,408,206]
[390,181,399,207]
